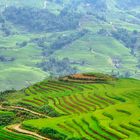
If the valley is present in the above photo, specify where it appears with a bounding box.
[0,0,140,91]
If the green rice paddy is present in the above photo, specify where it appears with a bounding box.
[1,74,140,140]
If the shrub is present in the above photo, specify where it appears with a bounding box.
[39,105,61,117]
[0,111,15,126]
[39,127,67,140]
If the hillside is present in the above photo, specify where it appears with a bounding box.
[0,73,140,139]
[0,0,140,91]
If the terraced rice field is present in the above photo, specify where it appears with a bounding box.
[1,73,140,140]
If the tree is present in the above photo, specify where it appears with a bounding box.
[37,57,78,77]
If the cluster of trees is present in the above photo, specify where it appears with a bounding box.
[30,29,88,56]
[37,58,77,77]
[40,104,61,117]
[40,127,84,140]
[3,6,81,33]
[0,55,15,62]
[0,15,12,36]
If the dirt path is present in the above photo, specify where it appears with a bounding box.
[0,105,5,109]
[1,105,51,139]
[11,106,50,118]
[7,124,50,140]
[0,105,50,118]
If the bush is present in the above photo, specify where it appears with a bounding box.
[39,127,67,140]
[0,111,14,126]
[40,105,61,117]
[37,57,78,77]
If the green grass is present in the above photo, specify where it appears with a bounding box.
[0,66,47,91]
[0,33,49,91]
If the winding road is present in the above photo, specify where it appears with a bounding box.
[1,105,51,139]
[7,124,50,140]
[11,106,50,118]
[0,105,50,118]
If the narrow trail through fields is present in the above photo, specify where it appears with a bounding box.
[7,124,50,140]
[1,105,51,140]
[0,105,50,118]
[0,105,5,109]
[11,106,50,118]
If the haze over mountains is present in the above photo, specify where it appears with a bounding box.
[0,0,140,91]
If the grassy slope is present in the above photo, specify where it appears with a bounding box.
[53,33,137,73]
[0,34,48,91]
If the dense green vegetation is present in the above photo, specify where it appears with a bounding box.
[0,111,14,126]
[3,6,80,33]
[0,73,140,139]
[37,57,78,77]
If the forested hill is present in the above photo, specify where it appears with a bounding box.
[0,0,140,91]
